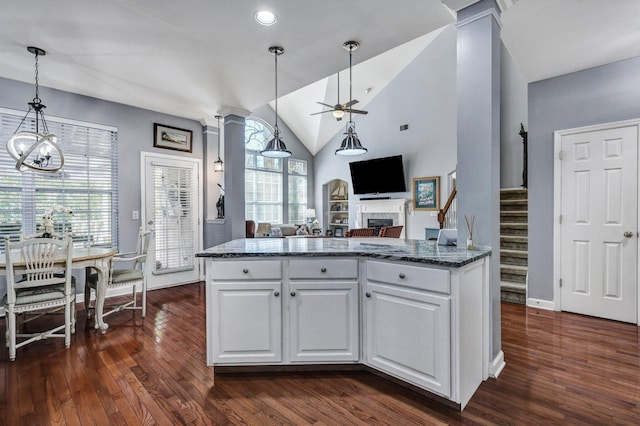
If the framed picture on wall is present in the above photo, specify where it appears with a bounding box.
[154,123,193,153]
[413,176,440,211]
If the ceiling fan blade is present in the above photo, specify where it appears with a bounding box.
[310,110,333,116]
[316,102,335,108]
[344,99,359,107]
[345,108,368,115]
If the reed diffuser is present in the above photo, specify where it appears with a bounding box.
[464,214,476,250]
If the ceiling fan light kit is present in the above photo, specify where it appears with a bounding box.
[261,46,292,158]
[335,40,368,156]
[6,46,65,173]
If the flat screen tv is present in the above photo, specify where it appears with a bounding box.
[349,155,407,195]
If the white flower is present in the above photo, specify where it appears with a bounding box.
[40,205,74,230]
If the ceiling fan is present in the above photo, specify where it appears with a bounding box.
[311,41,368,121]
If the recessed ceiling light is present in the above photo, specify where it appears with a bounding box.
[255,10,277,26]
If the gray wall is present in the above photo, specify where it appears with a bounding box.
[528,55,640,301]
[500,44,528,189]
[0,76,204,294]
[313,25,458,240]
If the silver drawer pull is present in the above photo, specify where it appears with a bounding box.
[399,273,406,279]
[365,292,371,298]
[321,267,327,273]
[243,268,249,274]
[274,291,280,297]
[290,291,296,297]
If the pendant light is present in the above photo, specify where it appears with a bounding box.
[6,46,64,172]
[213,114,224,172]
[261,46,291,158]
[335,41,368,156]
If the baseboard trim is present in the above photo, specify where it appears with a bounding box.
[489,350,506,378]
[526,298,556,311]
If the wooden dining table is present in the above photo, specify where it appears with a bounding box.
[0,246,117,333]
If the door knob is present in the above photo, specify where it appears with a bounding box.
[624,231,634,238]
[147,220,154,225]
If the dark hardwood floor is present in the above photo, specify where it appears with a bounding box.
[1,282,639,425]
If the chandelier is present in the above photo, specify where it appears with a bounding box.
[6,46,64,172]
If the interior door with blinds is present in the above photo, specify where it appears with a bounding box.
[142,152,202,289]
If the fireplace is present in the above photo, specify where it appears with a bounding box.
[355,199,407,238]
[368,218,393,236]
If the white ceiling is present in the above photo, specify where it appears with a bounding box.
[1,0,639,154]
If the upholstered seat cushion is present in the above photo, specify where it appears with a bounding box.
[3,281,76,306]
[87,269,143,288]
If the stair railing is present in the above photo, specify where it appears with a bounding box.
[437,187,457,229]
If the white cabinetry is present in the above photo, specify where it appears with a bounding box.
[208,260,282,364]
[364,261,451,397]
[288,259,359,362]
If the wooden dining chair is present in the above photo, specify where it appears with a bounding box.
[346,227,376,237]
[85,227,154,324]
[3,235,74,361]
[379,225,403,238]
[18,230,78,335]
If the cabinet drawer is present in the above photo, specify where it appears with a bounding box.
[366,260,450,294]
[289,258,358,279]
[212,260,282,280]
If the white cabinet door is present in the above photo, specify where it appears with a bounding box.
[211,281,282,364]
[364,282,451,397]
[288,280,359,362]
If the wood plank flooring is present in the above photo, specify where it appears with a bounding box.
[1,282,639,425]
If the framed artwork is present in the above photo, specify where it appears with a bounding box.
[154,123,193,153]
[326,229,334,237]
[413,176,440,211]
[334,228,344,237]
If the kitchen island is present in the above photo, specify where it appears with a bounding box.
[197,238,492,409]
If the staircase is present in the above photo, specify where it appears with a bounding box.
[500,188,528,304]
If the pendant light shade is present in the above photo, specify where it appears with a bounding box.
[335,121,367,156]
[261,46,291,158]
[213,114,224,172]
[335,41,367,156]
[6,46,64,172]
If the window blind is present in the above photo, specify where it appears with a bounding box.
[152,163,195,274]
[0,108,118,252]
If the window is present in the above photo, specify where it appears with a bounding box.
[245,117,307,224]
[0,108,119,251]
[288,159,307,223]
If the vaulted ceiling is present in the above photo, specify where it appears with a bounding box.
[1,0,639,154]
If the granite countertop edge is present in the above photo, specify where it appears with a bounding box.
[196,239,491,268]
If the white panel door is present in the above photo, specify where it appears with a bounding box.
[142,152,202,288]
[560,125,638,323]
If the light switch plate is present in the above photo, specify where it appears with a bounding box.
[132,210,139,220]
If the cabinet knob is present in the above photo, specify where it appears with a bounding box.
[242,268,249,274]
[274,291,280,297]
[399,273,406,279]
[290,291,296,297]
[365,292,371,298]
[321,267,327,273]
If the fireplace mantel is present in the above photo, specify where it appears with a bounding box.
[355,199,407,238]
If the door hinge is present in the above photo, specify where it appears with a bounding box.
[559,215,562,224]
[559,151,563,160]
[559,279,562,288]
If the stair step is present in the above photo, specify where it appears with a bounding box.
[501,223,528,236]
[500,235,528,250]
[500,211,528,223]
[500,255,528,267]
[500,189,528,201]
[500,202,528,212]
[501,280,526,304]
[500,264,527,283]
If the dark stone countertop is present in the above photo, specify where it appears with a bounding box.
[196,238,491,268]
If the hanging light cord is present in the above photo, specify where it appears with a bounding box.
[348,45,353,124]
[273,49,280,134]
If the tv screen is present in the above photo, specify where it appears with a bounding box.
[349,155,407,195]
